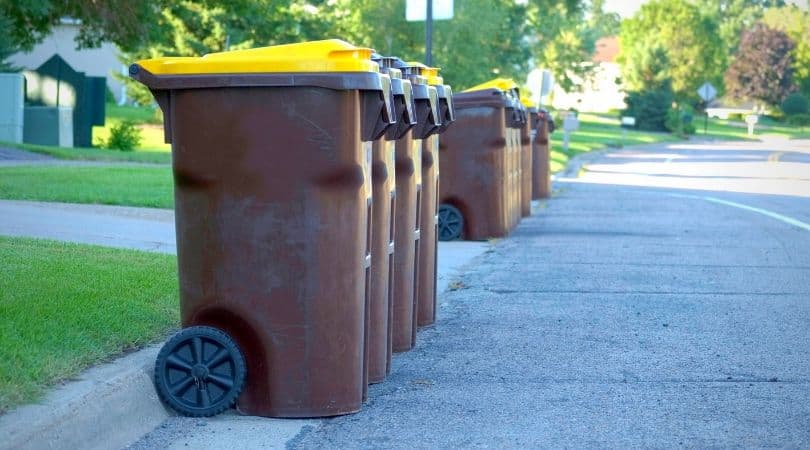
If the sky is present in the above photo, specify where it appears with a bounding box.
[602,0,809,18]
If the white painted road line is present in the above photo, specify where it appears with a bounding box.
[667,193,810,232]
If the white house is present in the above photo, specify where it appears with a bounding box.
[551,36,626,113]
[9,19,127,103]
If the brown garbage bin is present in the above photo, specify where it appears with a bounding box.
[438,78,521,241]
[367,56,416,384]
[508,93,525,229]
[532,108,552,199]
[391,60,439,352]
[519,97,535,217]
[131,40,394,418]
[417,65,455,328]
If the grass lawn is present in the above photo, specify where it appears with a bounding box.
[0,165,174,209]
[547,113,810,173]
[0,236,178,413]
[548,113,680,173]
[0,141,171,164]
[0,103,171,164]
[696,116,810,140]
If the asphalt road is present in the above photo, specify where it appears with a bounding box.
[5,137,809,448]
[278,138,810,448]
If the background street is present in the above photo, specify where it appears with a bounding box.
[127,138,810,448]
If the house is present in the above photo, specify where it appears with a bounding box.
[551,36,626,113]
[8,19,127,103]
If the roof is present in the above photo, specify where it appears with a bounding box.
[593,36,619,63]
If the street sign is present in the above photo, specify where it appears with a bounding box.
[406,0,453,21]
[526,69,553,106]
[697,82,717,103]
[621,116,636,127]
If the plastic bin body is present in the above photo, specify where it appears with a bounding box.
[532,109,551,199]
[367,65,415,383]
[417,82,454,328]
[131,41,393,418]
[520,106,534,217]
[417,133,439,327]
[391,66,439,352]
[439,88,512,240]
[392,130,421,352]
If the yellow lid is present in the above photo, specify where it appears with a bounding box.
[421,66,444,86]
[520,96,535,108]
[463,77,518,93]
[136,39,378,75]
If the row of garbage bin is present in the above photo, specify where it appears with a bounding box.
[130,39,553,419]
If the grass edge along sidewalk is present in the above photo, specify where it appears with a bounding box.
[0,236,179,414]
[0,141,172,164]
[0,165,175,209]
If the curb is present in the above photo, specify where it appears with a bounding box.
[0,346,170,450]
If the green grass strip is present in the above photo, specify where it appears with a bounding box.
[0,141,171,164]
[0,165,174,209]
[0,237,178,413]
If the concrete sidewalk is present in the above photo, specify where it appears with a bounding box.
[0,201,490,450]
[282,139,810,448]
[3,137,810,448]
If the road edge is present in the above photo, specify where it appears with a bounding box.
[0,346,170,450]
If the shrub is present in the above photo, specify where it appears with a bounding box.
[102,121,142,151]
[782,93,809,116]
[622,84,674,132]
[665,105,696,137]
[787,113,810,130]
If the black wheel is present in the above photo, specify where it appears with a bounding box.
[438,204,464,241]
[154,326,246,417]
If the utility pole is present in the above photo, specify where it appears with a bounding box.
[426,0,433,66]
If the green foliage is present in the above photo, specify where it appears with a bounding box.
[665,105,696,137]
[0,13,19,72]
[703,0,785,57]
[763,6,810,96]
[588,0,621,38]
[781,92,809,116]
[102,121,143,151]
[0,0,164,52]
[622,82,675,132]
[619,0,727,103]
[787,113,810,129]
[725,23,796,107]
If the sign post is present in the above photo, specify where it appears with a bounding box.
[745,114,759,136]
[406,0,453,65]
[697,82,717,135]
[620,116,636,148]
[562,112,579,153]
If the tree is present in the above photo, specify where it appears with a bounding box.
[618,0,727,103]
[781,92,809,116]
[725,23,796,106]
[0,0,165,52]
[0,13,19,71]
[704,0,785,57]
[524,0,597,93]
[762,5,810,96]
[588,0,621,38]
[623,80,675,132]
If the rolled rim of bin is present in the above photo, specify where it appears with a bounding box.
[395,61,441,139]
[129,39,396,142]
[421,66,455,135]
[373,55,417,140]
[463,77,524,129]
